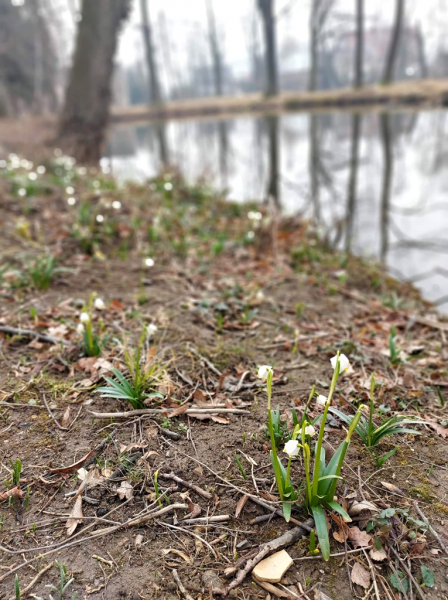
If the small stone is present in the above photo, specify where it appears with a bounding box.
[236,539,249,550]
[252,550,293,583]
[202,570,223,593]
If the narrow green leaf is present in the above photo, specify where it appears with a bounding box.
[326,500,351,522]
[311,505,330,561]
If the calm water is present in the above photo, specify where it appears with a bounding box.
[106,110,448,312]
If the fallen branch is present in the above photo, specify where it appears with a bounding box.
[6,562,53,600]
[172,569,195,600]
[42,393,68,431]
[186,344,222,376]
[226,518,314,593]
[413,501,448,556]
[181,515,229,525]
[0,325,72,346]
[389,546,426,600]
[89,407,250,419]
[159,472,212,499]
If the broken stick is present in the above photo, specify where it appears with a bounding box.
[0,325,72,346]
[159,472,212,499]
[226,518,314,593]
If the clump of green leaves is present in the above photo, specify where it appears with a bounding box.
[330,375,424,452]
[96,328,164,409]
[10,458,22,486]
[35,560,78,600]
[27,254,66,290]
[78,294,103,357]
[389,326,401,365]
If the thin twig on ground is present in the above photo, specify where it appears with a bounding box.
[89,407,250,418]
[159,472,212,499]
[0,325,72,345]
[413,501,448,556]
[42,393,68,431]
[389,546,426,600]
[172,569,195,600]
[6,562,53,600]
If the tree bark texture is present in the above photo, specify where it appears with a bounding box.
[59,0,131,163]
[382,0,405,84]
[258,0,278,97]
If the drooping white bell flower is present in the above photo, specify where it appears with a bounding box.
[330,353,350,373]
[284,439,300,457]
[257,365,273,380]
[144,257,155,268]
[147,323,158,337]
[316,394,328,406]
[76,323,85,333]
[302,424,316,437]
[94,298,105,310]
[80,312,90,323]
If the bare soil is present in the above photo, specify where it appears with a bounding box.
[0,158,448,600]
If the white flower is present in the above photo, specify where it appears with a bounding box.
[144,257,155,268]
[284,439,300,457]
[67,197,76,206]
[147,323,158,337]
[28,172,37,180]
[248,211,263,221]
[94,298,105,310]
[316,394,328,406]
[330,353,350,373]
[247,231,255,240]
[112,200,121,210]
[93,180,100,188]
[37,165,46,174]
[96,214,104,223]
[164,182,173,191]
[257,365,273,380]
[302,424,316,437]
[18,188,26,197]
[80,312,90,323]
[66,186,75,195]
[76,323,84,333]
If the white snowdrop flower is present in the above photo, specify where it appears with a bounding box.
[330,353,350,373]
[78,167,87,176]
[36,165,46,174]
[80,312,90,323]
[302,424,316,437]
[257,365,273,380]
[146,323,158,337]
[76,322,85,333]
[67,197,76,206]
[28,172,37,180]
[316,394,328,406]
[112,200,121,210]
[255,290,265,301]
[21,159,32,169]
[66,186,75,195]
[247,231,255,240]
[94,298,105,310]
[164,182,173,191]
[96,214,104,223]
[284,439,300,457]
[18,188,26,197]
[248,211,263,221]
[93,180,100,188]
[144,257,155,268]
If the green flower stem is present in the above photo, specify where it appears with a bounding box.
[368,374,375,447]
[312,353,341,496]
[302,422,312,507]
[302,385,315,426]
[266,370,284,499]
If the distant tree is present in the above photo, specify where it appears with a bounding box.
[308,0,335,91]
[257,0,278,96]
[354,0,363,88]
[205,0,224,96]
[382,0,404,84]
[58,0,131,163]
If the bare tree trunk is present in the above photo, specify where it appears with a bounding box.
[345,113,361,253]
[309,114,320,220]
[415,24,428,78]
[266,116,280,207]
[140,0,168,165]
[379,113,392,261]
[382,0,404,84]
[206,0,223,96]
[309,1,319,91]
[257,0,278,97]
[354,0,363,88]
[58,0,130,163]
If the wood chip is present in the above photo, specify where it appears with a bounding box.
[252,550,293,583]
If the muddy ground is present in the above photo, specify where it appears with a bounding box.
[0,153,448,600]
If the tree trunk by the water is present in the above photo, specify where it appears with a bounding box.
[258,0,278,97]
[58,0,130,163]
[415,24,428,78]
[206,0,223,96]
[380,114,392,261]
[354,0,363,88]
[309,114,320,220]
[382,0,404,85]
[266,116,280,207]
[140,0,168,165]
[309,1,318,91]
[345,113,362,253]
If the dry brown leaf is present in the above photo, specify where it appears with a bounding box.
[0,486,25,502]
[49,449,95,474]
[347,526,372,548]
[161,548,192,564]
[61,406,71,428]
[117,481,134,500]
[351,562,370,589]
[380,481,405,496]
[348,500,378,517]
[424,415,448,438]
[166,405,188,417]
[333,529,345,543]
[370,547,387,561]
[119,442,148,454]
[210,415,230,424]
[66,496,83,536]
[235,494,249,518]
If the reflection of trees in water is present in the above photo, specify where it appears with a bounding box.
[379,113,392,262]
[344,113,361,253]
